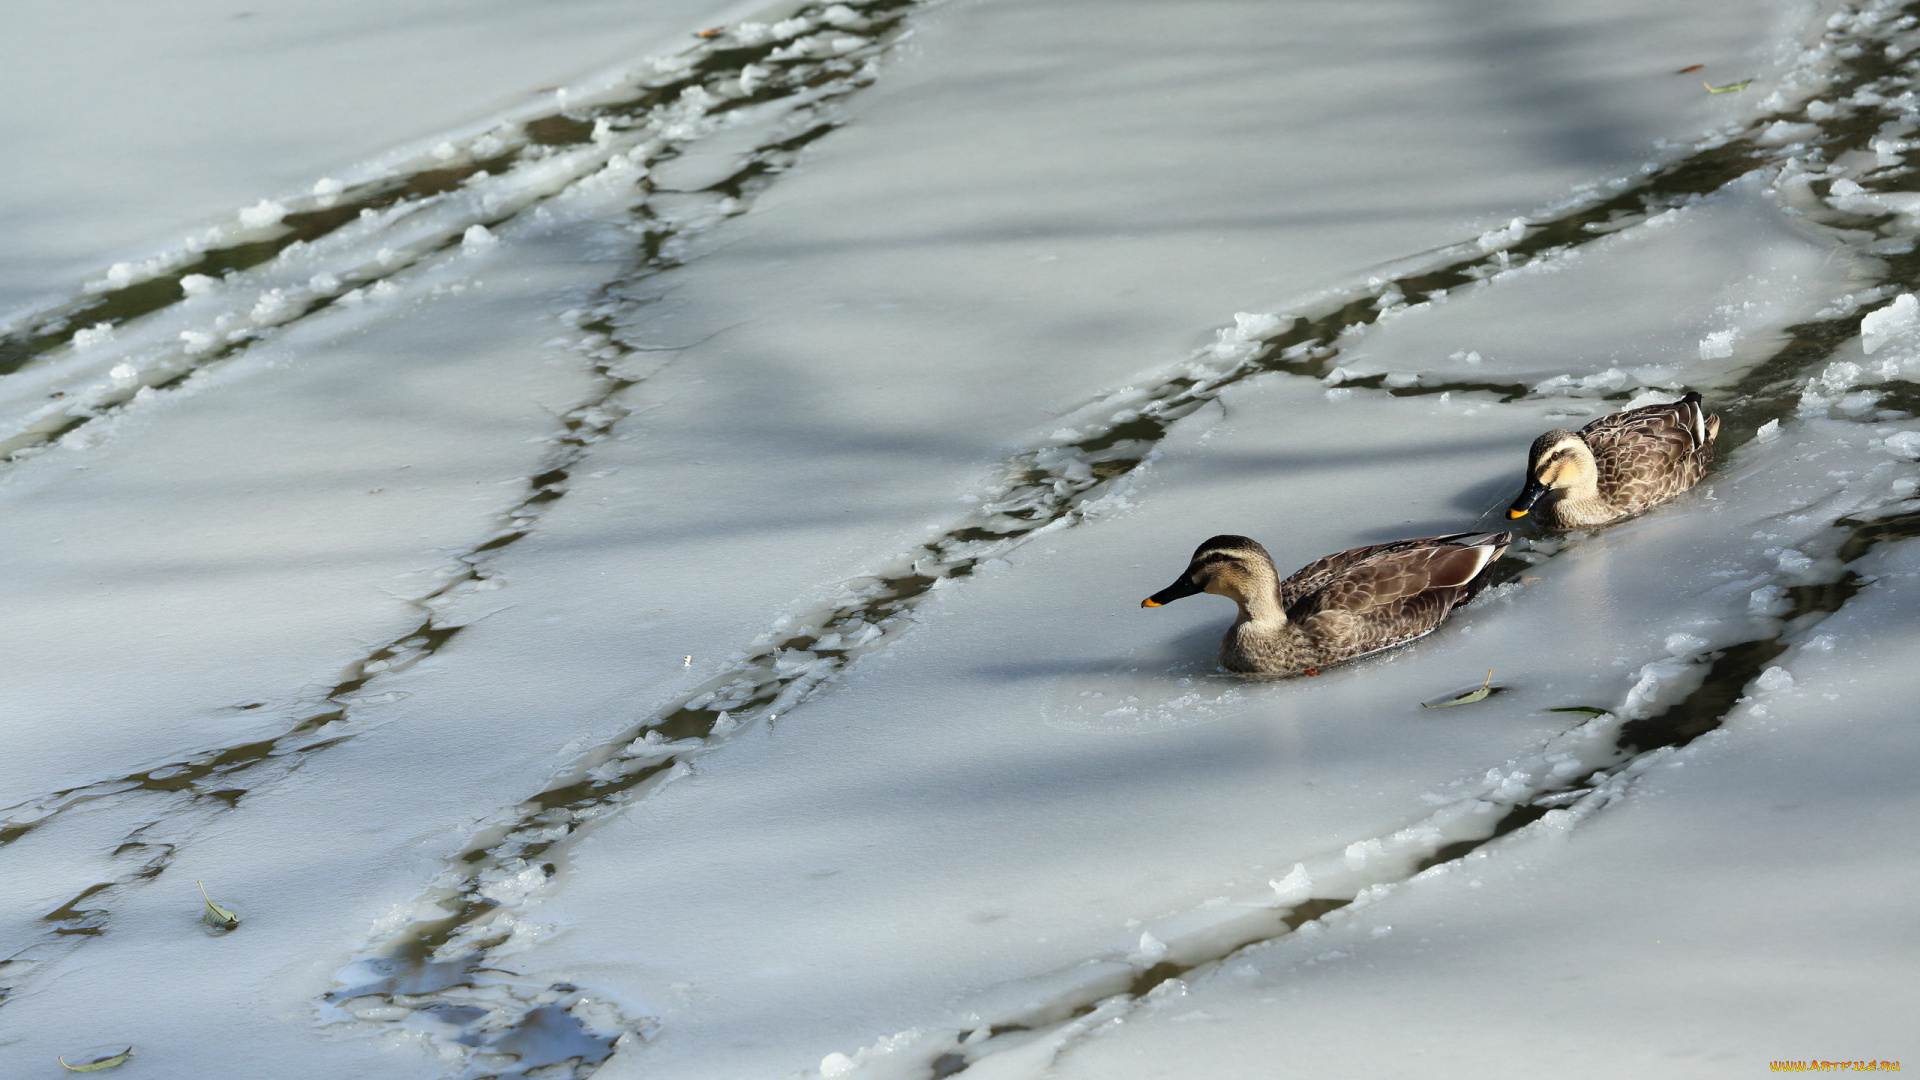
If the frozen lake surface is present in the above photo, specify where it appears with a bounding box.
[1,0,1916,1077]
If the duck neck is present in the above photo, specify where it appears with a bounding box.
[1550,478,1612,526]
[1223,588,1310,674]
[1233,586,1287,630]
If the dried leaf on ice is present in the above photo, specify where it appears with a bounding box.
[1704,79,1753,93]
[59,1048,131,1072]
[198,880,240,930]
[1548,706,1609,716]
[1676,63,1704,74]
[1421,670,1495,709]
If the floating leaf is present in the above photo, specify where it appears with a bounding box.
[198,880,240,930]
[1548,706,1609,716]
[1676,63,1704,74]
[59,1047,131,1072]
[1704,79,1753,94]
[1422,670,1495,709]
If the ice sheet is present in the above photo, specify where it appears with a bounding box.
[1331,177,1858,395]
[1041,514,1920,1080]
[0,0,1898,1077]
[0,0,755,320]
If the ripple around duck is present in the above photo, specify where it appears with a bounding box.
[1036,631,1512,734]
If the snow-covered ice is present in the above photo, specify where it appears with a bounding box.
[0,0,753,320]
[3,0,1918,1077]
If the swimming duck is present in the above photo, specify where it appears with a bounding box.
[1142,531,1511,677]
[1507,391,1720,528]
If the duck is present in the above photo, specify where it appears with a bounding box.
[1506,391,1720,528]
[1141,531,1511,677]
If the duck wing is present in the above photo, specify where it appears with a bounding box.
[1580,392,1719,509]
[1282,533,1509,662]
[1283,532,1507,621]
[1278,531,1480,609]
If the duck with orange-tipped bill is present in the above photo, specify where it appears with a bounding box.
[1507,392,1720,529]
[1142,531,1511,677]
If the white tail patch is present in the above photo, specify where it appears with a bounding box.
[1427,540,1499,589]
[1461,540,1498,581]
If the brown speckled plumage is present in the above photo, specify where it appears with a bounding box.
[1143,532,1511,677]
[1510,392,1720,529]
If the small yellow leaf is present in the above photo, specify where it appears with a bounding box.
[198,880,240,930]
[1704,79,1752,94]
[1422,670,1496,709]
[59,1047,131,1072]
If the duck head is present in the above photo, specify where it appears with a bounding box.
[1142,534,1279,615]
[1508,430,1597,519]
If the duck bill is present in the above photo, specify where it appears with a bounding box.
[1506,478,1548,520]
[1142,577,1203,608]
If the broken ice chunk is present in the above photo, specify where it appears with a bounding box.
[1698,329,1736,360]
[1861,294,1920,355]
[1881,430,1920,459]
